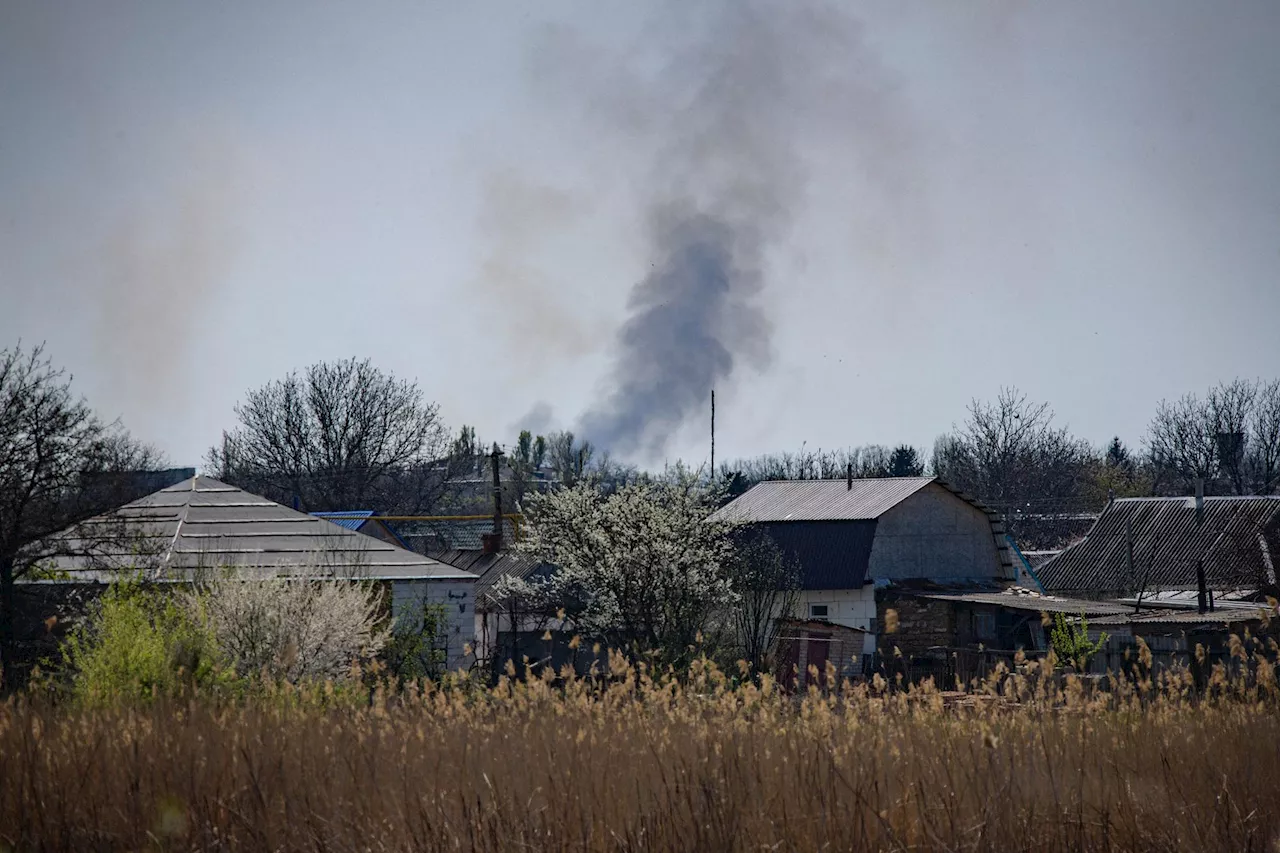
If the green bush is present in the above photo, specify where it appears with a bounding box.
[1050,611,1109,671]
[60,581,234,704]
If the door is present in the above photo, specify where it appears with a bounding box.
[807,632,831,686]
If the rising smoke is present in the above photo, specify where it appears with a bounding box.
[573,0,903,459]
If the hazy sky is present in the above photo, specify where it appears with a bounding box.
[2,1,1278,469]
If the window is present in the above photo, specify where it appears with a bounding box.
[809,604,829,619]
[974,611,997,641]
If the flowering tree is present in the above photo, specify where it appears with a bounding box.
[190,570,388,682]
[512,477,738,663]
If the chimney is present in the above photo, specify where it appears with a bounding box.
[846,462,853,491]
[481,533,502,556]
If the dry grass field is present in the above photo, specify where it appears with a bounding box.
[3,654,1279,852]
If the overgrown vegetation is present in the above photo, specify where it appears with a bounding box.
[44,574,391,703]
[5,647,1280,851]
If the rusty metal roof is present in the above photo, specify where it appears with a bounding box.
[1037,496,1280,597]
[37,477,477,582]
[711,477,937,522]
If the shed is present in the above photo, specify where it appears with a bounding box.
[712,477,1012,624]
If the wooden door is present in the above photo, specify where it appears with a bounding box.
[807,632,831,686]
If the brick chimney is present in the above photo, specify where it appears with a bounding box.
[481,532,502,555]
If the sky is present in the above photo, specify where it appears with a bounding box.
[2,1,1279,470]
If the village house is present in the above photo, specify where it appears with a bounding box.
[25,477,479,671]
[711,476,1022,681]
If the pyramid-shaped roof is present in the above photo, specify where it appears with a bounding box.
[37,476,476,582]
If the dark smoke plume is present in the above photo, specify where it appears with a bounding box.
[575,0,899,459]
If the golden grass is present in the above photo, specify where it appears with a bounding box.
[3,653,1280,852]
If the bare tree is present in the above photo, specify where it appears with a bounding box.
[931,387,1095,506]
[1147,379,1280,496]
[207,358,451,512]
[1249,380,1280,495]
[1147,393,1219,489]
[545,431,594,487]
[719,443,915,489]
[728,529,800,675]
[0,343,161,685]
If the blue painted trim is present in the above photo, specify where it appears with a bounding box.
[1007,534,1046,593]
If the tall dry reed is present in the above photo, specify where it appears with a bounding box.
[2,652,1279,852]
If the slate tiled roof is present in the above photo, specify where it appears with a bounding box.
[1037,496,1280,597]
[711,478,936,522]
[38,477,477,582]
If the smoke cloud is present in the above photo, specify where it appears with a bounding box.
[93,140,244,429]
[571,0,907,459]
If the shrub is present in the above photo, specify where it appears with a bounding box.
[1050,611,1109,671]
[60,581,228,704]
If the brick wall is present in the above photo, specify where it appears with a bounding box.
[875,592,957,659]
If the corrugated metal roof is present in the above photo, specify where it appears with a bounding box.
[1087,606,1274,627]
[753,520,878,590]
[1037,496,1280,597]
[711,478,936,522]
[37,477,477,582]
[311,510,375,531]
[915,588,1132,616]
